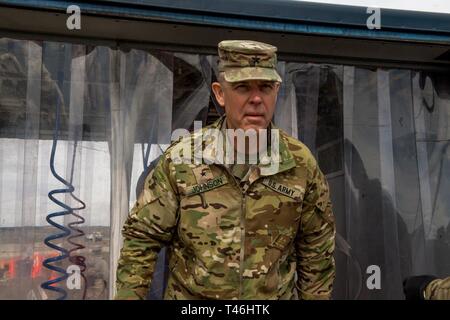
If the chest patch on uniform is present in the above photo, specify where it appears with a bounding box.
[186,175,228,196]
[192,165,215,184]
[262,178,302,200]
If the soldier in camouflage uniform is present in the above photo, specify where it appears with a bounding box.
[116,40,336,300]
[404,275,450,300]
[425,277,450,300]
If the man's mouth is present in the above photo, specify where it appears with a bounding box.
[244,113,264,118]
[244,114,265,124]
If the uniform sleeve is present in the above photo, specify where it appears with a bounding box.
[295,163,336,300]
[424,276,450,300]
[115,155,179,300]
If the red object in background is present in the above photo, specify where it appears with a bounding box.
[1,252,64,281]
[8,258,16,279]
[31,253,43,278]
[49,270,57,282]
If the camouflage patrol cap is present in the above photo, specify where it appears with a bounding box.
[218,40,282,83]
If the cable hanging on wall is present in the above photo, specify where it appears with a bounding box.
[41,76,87,299]
[41,97,72,300]
[66,137,88,300]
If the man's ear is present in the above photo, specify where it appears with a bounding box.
[211,82,225,108]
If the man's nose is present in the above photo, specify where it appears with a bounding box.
[249,88,263,104]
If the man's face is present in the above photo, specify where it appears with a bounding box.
[212,78,280,131]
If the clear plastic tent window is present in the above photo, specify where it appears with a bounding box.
[0,37,449,299]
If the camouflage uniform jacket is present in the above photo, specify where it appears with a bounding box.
[425,276,450,300]
[116,115,336,300]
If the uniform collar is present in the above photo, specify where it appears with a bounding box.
[193,115,296,176]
